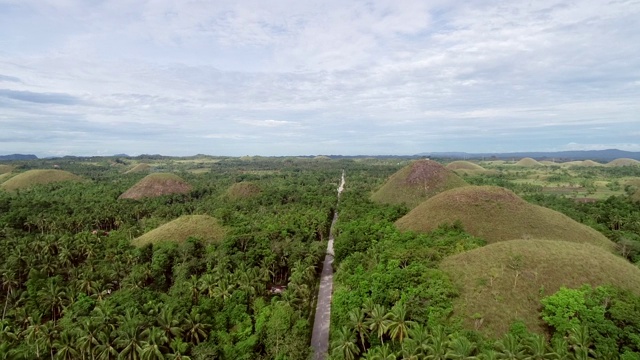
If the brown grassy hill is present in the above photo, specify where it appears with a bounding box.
[395,186,615,251]
[225,182,261,200]
[1,169,83,192]
[0,165,13,174]
[581,160,603,166]
[132,215,225,247]
[446,161,486,171]
[440,240,640,337]
[119,173,192,200]
[607,158,640,167]
[539,161,559,166]
[0,173,14,183]
[371,160,467,208]
[124,163,151,174]
[514,157,541,167]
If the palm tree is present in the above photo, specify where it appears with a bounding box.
[494,334,526,360]
[156,306,183,341]
[54,329,80,360]
[40,278,66,323]
[77,319,101,360]
[197,273,216,299]
[331,326,360,360]
[115,325,144,360]
[182,309,209,345]
[524,334,554,359]
[94,331,118,360]
[347,308,369,350]
[424,326,449,360]
[22,313,45,359]
[166,339,192,360]
[139,327,168,360]
[386,303,415,343]
[366,304,390,345]
[567,325,595,360]
[1,269,19,321]
[446,336,477,359]
[367,344,397,360]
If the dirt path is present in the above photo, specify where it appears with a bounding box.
[311,171,344,360]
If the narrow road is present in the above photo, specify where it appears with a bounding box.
[311,170,345,360]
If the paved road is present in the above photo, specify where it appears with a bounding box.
[311,171,344,360]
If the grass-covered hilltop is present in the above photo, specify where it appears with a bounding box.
[1,154,640,359]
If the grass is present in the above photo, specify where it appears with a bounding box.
[0,169,83,192]
[119,173,192,200]
[371,159,468,208]
[226,182,261,200]
[440,239,640,337]
[132,215,226,247]
[0,165,13,174]
[626,178,640,202]
[395,186,615,251]
[607,158,640,167]
[0,173,14,183]
[124,163,151,174]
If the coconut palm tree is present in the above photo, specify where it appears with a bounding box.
[331,326,360,360]
[386,303,415,343]
[423,326,449,360]
[115,325,144,360]
[94,331,118,360]
[366,304,390,345]
[54,329,80,360]
[166,339,191,360]
[182,309,209,345]
[347,308,369,351]
[156,306,183,341]
[494,334,526,360]
[446,336,477,359]
[140,327,168,360]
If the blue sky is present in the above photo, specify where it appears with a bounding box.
[0,0,639,157]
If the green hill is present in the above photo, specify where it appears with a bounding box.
[132,215,226,247]
[440,240,640,337]
[0,165,13,175]
[395,186,615,251]
[119,173,192,200]
[1,169,83,192]
[371,160,467,208]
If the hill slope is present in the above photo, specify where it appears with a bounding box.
[0,165,13,174]
[607,158,640,167]
[514,157,541,167]
[119,173,192,200]
[225,182,261,200]
[124,163,151,174]
[395,186,615,251]
[371,160,467,208]
[133,215,225,247]
[1,169,83,192]
[440,240,640,337]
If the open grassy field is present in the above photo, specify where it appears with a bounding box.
[132,215,226,247]
[371,159,467,208]
[0,164,13,174]
[396,185,615,250]
[124,163,151,173]
[0,169,83,192]
[607,158,640,167]
[119,173,192,200]
[440,239,640,337]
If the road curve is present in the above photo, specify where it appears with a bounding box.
[311,171,344,360]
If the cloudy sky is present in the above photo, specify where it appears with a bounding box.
[1,0,639,156]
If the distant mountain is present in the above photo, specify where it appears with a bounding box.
[0,154,37,161]
[417,149,640,161]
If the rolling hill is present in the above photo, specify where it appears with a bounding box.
[132,215,226,247]
[371,159,467,208]
[440,240,640,337]
[1,169,83,192]
[395,186,615,251]
[119,173,192,200]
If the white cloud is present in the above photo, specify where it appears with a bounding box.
[0,0,639,156]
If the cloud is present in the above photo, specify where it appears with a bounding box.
[0,75,21,82]
[0,89,81,105]
[0,0,639,156]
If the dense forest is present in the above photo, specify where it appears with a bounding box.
[1,157,640,359]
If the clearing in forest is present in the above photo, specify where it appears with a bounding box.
[607,158,640,167]
[119,173,192,200]
[440,239,640,337]
[514,157,542,167]
[225,182,262,200]
[0,169,83,192]
[371,159,467,208]
[395,186,615,251]
[132,215,226,247]
[124,163,151,173]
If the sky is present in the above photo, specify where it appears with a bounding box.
[0,0,639,157]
